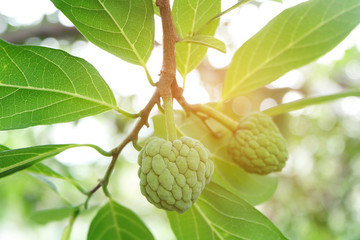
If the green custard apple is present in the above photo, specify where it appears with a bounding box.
[137,136,214,213]
[228,112,288,175]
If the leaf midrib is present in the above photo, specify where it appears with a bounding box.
[0,145,73,173]
[224,0,360,99]
[194,204,224,240]
[97,0,147,67]
[109,200,122,240]
[0,83,116,110]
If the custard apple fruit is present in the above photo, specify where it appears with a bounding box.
[228,112,288,175]
[137,136,214,213]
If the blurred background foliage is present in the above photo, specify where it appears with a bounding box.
[0,0,360,239]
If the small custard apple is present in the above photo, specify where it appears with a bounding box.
[228,112,288,175]
[137,136,214,213]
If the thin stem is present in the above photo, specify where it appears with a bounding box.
[196,0,253,35]
[144,65,156,86]
[85,90,160,207]
[176,95,239,132]
[198,104,239,132]
[132,140,142,151]
[163,97,177,141]
[82,144,112,157]
[193,112,223,138]
[62,208,80,240]
[114,107,140,118]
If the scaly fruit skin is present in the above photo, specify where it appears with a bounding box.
[228,112,288,175]
[137,136,214,213]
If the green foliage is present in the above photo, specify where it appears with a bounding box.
[173,0,221,79]
[222,0,360,100]
[51,0,155,67]
[87,200,155,240]
[1,0,359,239]
[168,182,286,240]
[0,145,10,151]
[30,207,74,225]
[0,40,117,130]
[0,144,110,178]
[263,90,360,116]
[152,0,160,16]
[28,163,87,194]
[211,157,278,205]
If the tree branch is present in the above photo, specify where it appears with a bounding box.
[86,0,184,206]
[176,95,239,132]
[156,0,179,99]
[1,23,82,44]
[85,89,160,207]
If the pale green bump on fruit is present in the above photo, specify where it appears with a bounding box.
[228,112,288,175]
[138,136,214,213]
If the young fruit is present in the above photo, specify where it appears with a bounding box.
[228,112,288,175]
[137,136,214,213]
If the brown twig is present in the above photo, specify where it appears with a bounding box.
[85,90,160,207]
[156,0,179,99]
[175,95,239,132]
[85,0,183,207]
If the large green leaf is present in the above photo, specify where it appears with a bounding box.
[28,163,87,194]
[87,200,154,240]
[152,112,278,205]
[152,0,160,16]
[211,155,278,206]
[222,0,360,101]
[0,144,109,178]
[51,0,154,66]
[30,207,74,225]
[173,0,221,79]
[168,182,287,240]
[263,90,360,116]
[0,40,117,130]
[0,145,10,151]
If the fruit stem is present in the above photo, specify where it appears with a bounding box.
[163,97,177,141]
[199,104,239,132]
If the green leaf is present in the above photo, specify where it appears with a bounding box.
[222,0,360,101]
[87,200,154,240]
[51,0,154,66]
[28,163,87,194]
[152,112,278,205]
[29,170,74,205]
[211,156,278,205]
[0,144,110,178]
[0,145,10,151]
[30,207,74,225]
[152,0,160,16]
[181,35,226,53]
[31,174,60,193]
[0,40,117,130]
[168,182,287,240]
[173,0,221,79]
[263,90,360,116]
